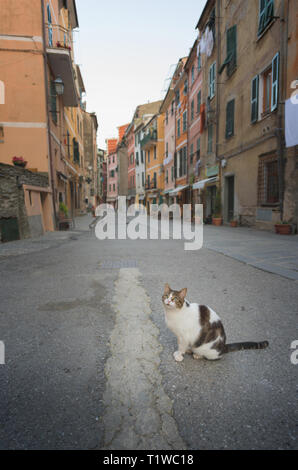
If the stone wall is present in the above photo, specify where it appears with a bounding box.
[0,163,50,241]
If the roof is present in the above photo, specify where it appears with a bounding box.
[106,138,118,155]
[195,0,215,30]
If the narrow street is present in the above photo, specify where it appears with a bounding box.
[0,216,297,450]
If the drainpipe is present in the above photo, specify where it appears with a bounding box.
[276,0,287,221]
[41,0,57,228]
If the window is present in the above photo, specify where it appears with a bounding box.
[197,90,201,114]
[263,67,272,114]
[171,100,174,115]
[191,65,195,84]
[175,90,180,105]
[166,170,168,184]
[153,173,157,188]
[191,100,194,121]
[207,125,213,153]
[183,79,188,95]
[251,75,259,123]
[226,99,235,138]
[73,138,80,164]
[196,138,201,160]
[66,131,70,156]
[148,150,150,163]
[262,53,279,115]
[190,143,194,164]
[258,0,274,36]
[50,81,57,124]
[271,53,279,111]
[141,150,144,163]
[177,118,181,138]
[47,4,53,47]
[154,146,157,160]
[219,26,237,76]
[130,153,134,164]
[198,53,202,72]
[166,110,168,125]
[182,111,187,132]
[183,147,187,175]
[113,184,115,192]
[171,166,174,181]
[209,62,216,99]
[142,172,145,187]
[166,142,168,158]
[136,152,139,165]
[258,155,279,205]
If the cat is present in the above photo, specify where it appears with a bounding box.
[162,284,269,362]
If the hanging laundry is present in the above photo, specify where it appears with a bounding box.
[206,27,214,57]
[285,97,298,148]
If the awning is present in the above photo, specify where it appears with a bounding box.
[162,188,174,195]
[168,185,189,195]
[193,177,218,190]
[57,171,68,183]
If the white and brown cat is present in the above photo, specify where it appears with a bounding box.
[162,284,269,362]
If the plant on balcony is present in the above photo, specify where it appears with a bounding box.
[12,156,27,168]
[56,41,71,51]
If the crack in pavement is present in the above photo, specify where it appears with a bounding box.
[101,268,186,450]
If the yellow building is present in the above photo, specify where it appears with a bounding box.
[142,113,165,210]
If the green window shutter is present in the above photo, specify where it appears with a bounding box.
[209,63,216,98]
[258,0,274,36]
[177,118,181,137]
[227,26,237,76]
[208,125,213,153]
[197,90,201,113]
[271,52,279,111]
[50,81,57,123]
[226,99,235,138]
[251,75,259,123]
[191,100,194,120]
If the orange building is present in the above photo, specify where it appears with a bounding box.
[0,0,95,232]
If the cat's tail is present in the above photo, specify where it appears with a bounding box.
[223,340,269,354]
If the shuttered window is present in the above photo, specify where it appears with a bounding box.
[271,52,279,111]
[251,75,259,123]
[227,26,237,76]
[258,0,274,36]
[183,111,187,132]
[50,81,57,124]
[197,90,201,114]
[209,62,216,98]
[226,99,235,138]
[191,100,194,121]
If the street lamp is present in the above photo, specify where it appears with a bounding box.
[54,77,64,96]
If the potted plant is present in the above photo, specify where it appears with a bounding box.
[212,189,223,226]
[230,217,238,227]
[12,156,27,168]
[59,202,69,220]
[275,221,292,235]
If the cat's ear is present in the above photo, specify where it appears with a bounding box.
[164,283,171,295]
[178,288,187,300]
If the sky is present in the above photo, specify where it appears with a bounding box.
[74,0,206,149]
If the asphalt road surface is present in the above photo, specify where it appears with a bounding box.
[0,217,297,449]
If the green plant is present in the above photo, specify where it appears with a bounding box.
[59,202,68,217]
[214,189,222,217]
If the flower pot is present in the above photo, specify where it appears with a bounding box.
[275,224,292,235]
[212,217,223,226]
[230,220,238,227]
[13,162,27,168]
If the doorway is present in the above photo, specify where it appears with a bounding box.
[226,175,235,222]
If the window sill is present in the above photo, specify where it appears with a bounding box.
[256,18,277,43]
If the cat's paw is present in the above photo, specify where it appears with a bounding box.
[173,351,184,362]
[193,353,203,360]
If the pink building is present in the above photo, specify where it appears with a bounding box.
[186,39,204,205]
[160,76,177,204]
[106,138,118,208]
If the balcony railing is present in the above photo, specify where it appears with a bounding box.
[140,130,157,149]
[45,23,72,51]
[145,181,157,190]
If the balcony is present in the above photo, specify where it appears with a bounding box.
[45,24,78,107]
[140,130,157,150]
[145,181,157,191]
